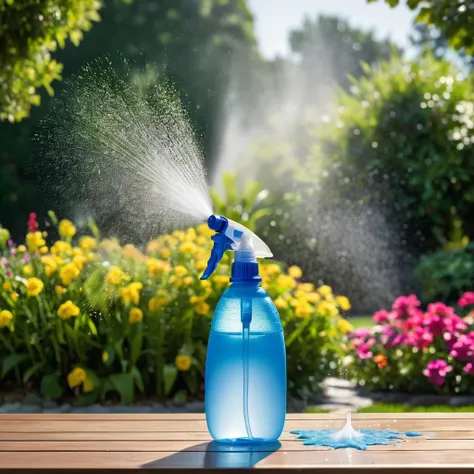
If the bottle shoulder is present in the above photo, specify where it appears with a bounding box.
[212,283,282,333]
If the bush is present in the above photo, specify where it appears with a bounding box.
[319,52,474,254]
[415,243,474,305]
[0,212,351,404]
[345,293,474,394]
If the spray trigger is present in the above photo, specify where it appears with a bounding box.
[200,232,234,280]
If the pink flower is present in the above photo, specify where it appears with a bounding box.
[423,360,453,386]
[1,257,8,267]
[450,333,474,361]
[459,292,474,308]
[356,342,373,359]
[352,328,372,339]
[463,363,474,375]
[407,327,433,349]
[7,239,13,247]
[392,295,421,320]
[373,309,390,324]
[425,303,466,335]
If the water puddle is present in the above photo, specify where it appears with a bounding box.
[291,413,422,450]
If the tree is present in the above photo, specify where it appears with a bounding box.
[370,0,474,56]
[0,0,103,122]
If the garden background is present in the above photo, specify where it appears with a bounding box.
[1,0,474,414]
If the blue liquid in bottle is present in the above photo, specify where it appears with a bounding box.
[205,282,286,444]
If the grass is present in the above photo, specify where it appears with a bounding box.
[305,407,330,414]
[349,315,373,329]
[358,402,474,413]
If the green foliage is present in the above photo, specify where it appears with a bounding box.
[319,52,474,252]
[210,172,272,232]
[415,242,474,305]
[358,403,474,413]
[370,0,474,57]
[0,0,102,122]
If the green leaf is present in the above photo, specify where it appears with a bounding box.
[103,347,116,367]
[184,371,198,395]
[22,361,46,384]
[131,366,145,393]
[163,364,178,396]
[130,330,143,366]
[87,217,101,240]
[47,210,58,226]
[87,318,98,336]
[40,373,64,400]
[75,391,99,406]
[2,354,28,378]
[109,373,134,404]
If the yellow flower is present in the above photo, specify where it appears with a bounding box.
[183,276,193,287]
[79,236,97,252]
[120,282,143,305]
[83,377,94,393]
[67,367,86,389]
[122,244,146,261]
[197,223,214,238]
[17,245,27,253]
[337,318,353,334]
[102,352,109,363]
[179,241,197,254]
[288,265,303,279]
[26,277,44,297]
[22,264,33,276]
[174,265,187,277]
[184,228,197,241]
[2,281,12,292]
[196,236,207,246]
[60,262,80,285]
[57,300,80,320]
[10,292,18,302]
[51,240,72,256]
[318,285,333,296]
[161,248,171,258]
[306,292,321,304]
[39,246,49,254]
[295,303,313,318]
[276,274,297,291]
[100,238,120,253]
[55,285,65,295]
[172,230,185,240]
[274,297,288,310]
[58,219,76,239]
[213,275,229,286]
[26,231,45,251]
[148,297,168,311]
[129,307,143,324]
[200,280,211,289]
[147,258,170,277]
[196,260,207,271]
[336,296,351,311]
[41,255,57,277]
[0,310,13,328]
[299,283,314,293]
[195,301,210,315]
[175,354,192,371]
[146,240,161,254]
[105,266,127,285]
[318,301,339,318]
[264,263,281,277]
[73,255,87,270]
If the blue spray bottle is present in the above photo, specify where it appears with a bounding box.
[201,214,286,444]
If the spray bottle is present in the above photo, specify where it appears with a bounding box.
[201,214,286,444]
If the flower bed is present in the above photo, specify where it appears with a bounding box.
[345,293,474,394]
[0,212,351,404]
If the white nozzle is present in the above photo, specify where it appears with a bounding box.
[235,232,256,263]
[224,218,273,259]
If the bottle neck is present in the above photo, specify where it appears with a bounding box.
[230,260,261,283]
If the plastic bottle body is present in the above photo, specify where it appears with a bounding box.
[205,282,286,444]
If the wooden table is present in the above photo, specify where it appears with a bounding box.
[0,413,473,473]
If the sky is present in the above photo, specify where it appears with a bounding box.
[247,0,417,59]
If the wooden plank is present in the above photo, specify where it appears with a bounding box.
[1,419,473,432]
[0,439,472,452]
[1,429,472,441]
[3,413,474,420]
[0,449,474,470]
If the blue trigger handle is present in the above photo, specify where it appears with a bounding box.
[200,215,233,280]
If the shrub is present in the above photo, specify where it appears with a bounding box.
[318,52,474,254]
[0,212,351,404]
[345,293,474,394]
[415,242,474,306]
